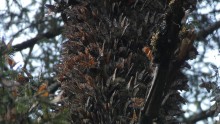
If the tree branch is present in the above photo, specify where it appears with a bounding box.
[185,109,215,124]
[12,27,63,52]
[196,20,220,41]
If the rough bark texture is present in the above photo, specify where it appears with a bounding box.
[57,0,197,123]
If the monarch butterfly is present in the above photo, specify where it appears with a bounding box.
[16,74,29,84]
[37,82,49,97]
[142,46,153,61]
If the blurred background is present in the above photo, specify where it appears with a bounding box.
[0,0,220,123]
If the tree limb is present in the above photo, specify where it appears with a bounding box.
[185,109,215,124]
[196,20,220,41]
[12,27,63,52]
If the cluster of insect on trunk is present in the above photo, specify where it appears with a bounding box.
[51,0,197,123]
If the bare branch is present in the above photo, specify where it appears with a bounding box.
[12,27,63,52]
[185,109,215,124]
[196,20,220,41]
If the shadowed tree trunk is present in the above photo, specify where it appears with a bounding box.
[57,0,197,123]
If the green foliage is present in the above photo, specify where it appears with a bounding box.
[15,97,31,114]
[0,38,70,123]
